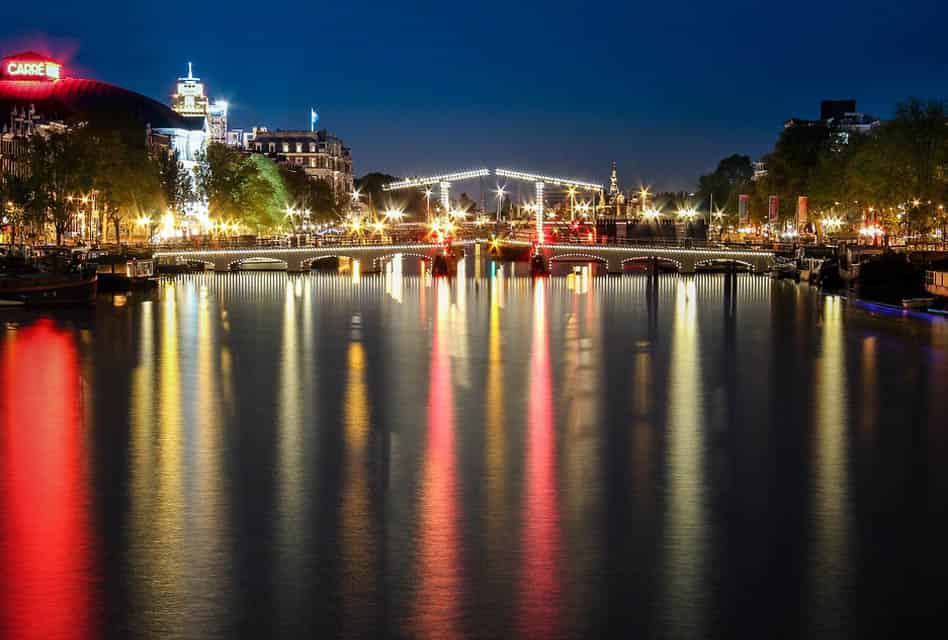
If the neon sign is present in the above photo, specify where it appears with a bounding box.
[4,60,61,81]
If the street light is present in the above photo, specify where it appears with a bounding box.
[493,185,506,224]
[383,207,405,223]
[424,187,433,223]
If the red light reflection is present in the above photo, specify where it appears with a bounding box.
[413,280,463,638]
[519,280,561,638]
[0,320,94,640]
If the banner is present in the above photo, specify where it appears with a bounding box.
[797,196,808,227]
[768,195,779,223]
[738,194,750,225]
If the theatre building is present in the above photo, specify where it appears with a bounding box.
[0,51,207,175]
[251,129,354,196]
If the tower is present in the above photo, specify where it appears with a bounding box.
[608,161,619,201]
[171,62,209,118]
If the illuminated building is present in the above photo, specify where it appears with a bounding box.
[225,128,253,149]
[251,129,353,196]
[0,51,206,174]
[208,100,228,144]
[784,99,880,147]
[171,62,209,118]
[171,62,228,144]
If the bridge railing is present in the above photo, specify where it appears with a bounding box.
[151,236,451,252]
[503,232,778,253]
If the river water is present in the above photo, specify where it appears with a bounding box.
[2,267,948,639]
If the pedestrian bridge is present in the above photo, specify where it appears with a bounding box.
[509,240,775,274]
[153,239,774,274]
[153,241,469,273]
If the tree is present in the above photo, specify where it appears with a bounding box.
[157,151,194,214]
[196,143,288,232]
[697,154,753,214]
[1,173,37,245]
[279,165,339,223]
[25,130,93,244]
[355,172,427,220]
[758,123,832,223]
[91,131,163,243]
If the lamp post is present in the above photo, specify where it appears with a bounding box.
[494,185,506,224]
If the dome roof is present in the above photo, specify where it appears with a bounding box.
[0,76,204,131]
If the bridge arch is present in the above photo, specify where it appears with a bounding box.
[620,255,683,272]
[300,254,359,271]
[226,256,289,271]
[694,257,755,273]
[549,253,609,264]
[372,252,433,269]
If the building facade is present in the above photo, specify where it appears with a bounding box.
[784,99,880,147]
[251,129,353,195]
[171,62,227,143]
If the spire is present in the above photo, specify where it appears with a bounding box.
[187,62,193,79]
[609,160,619,196]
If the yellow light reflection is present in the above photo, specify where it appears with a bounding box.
[341,336,375,632]
[662,279,707,637]
[485,277,505,573]
[809,296,850,633]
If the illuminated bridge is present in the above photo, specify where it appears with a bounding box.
[153,241,472,273]
[154,239,774,275]
[504,240,775,274]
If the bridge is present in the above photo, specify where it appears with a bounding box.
[505,240,775,274]
[153,241,469,273]
[153,238,773,275]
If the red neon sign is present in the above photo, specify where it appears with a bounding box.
[3,60,61,81]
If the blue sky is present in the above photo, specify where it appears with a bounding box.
[2,0,946,190]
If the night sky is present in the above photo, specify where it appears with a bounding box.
[2,0,946,190]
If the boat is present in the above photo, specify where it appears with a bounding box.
[769,258,800,282]
[902,297,935,309]
[156,255,209,273]
[839,245,884,285]
[816,259,844,289]
[231,257,288,271]
[0,254,97,305]
[925,262,948,298]
[89,251,158,290]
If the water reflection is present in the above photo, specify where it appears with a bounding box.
[662,279,708,637]
[0,320,94,640]
[485,272,506,577]
[340,319,377,634]
[277,280,307,623]
[0,271,945,638]
[129,285,186,635]
[809,296,850,634]
[518,278,561,638]
[413,279,463,638]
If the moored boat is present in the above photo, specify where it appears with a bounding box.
[902,297,935,309]
[0,258,97,306]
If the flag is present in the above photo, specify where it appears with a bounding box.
[738,194,750,225]
[310,108,319,132]
[797,196,808,227]
[768,196,779,223]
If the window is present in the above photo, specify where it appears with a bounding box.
[255,143,261,151]
[268,143,275,153]
[296,142,303,153]
[310,158,316,167]
[309,143,316,152]
[282,142,289,153]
